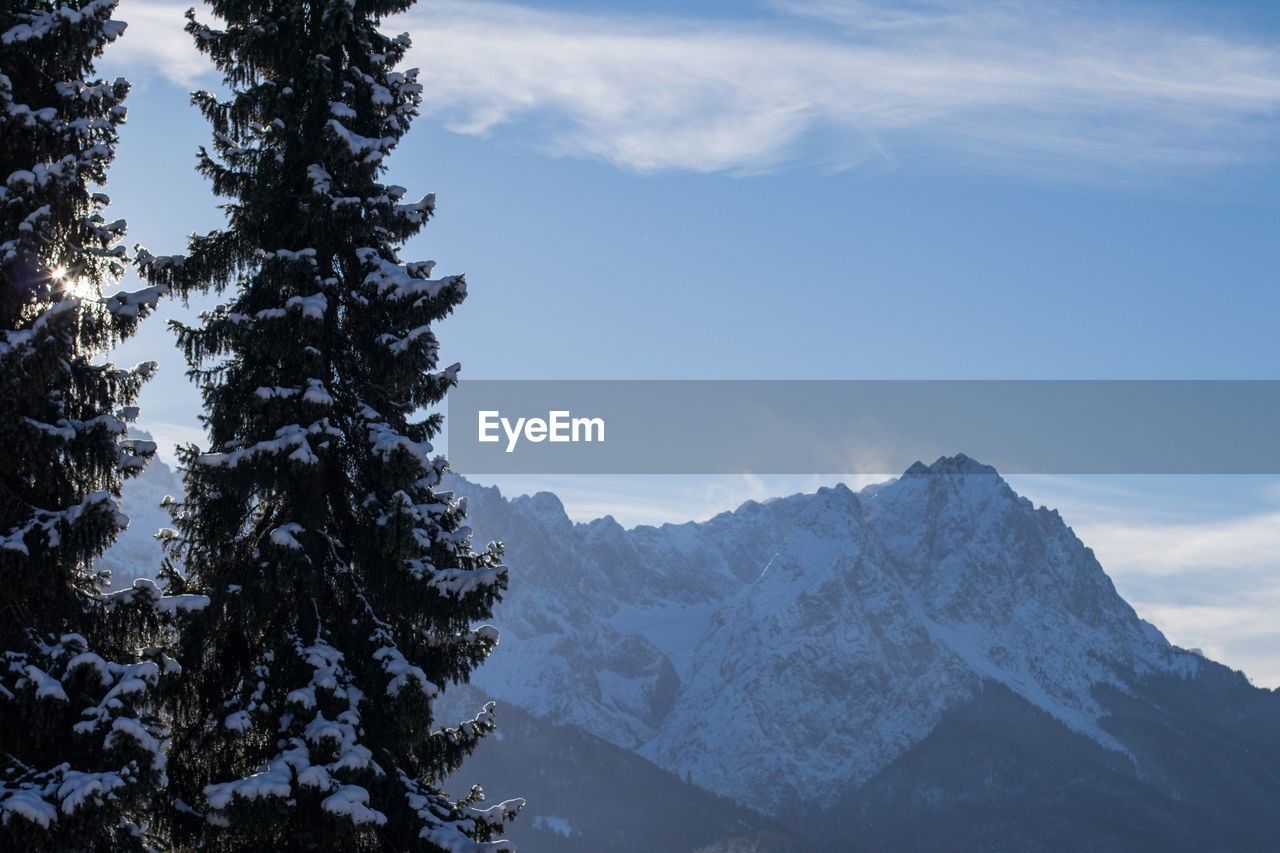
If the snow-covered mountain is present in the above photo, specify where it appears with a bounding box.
[448,457,1199,811]
[104,453,1280,849]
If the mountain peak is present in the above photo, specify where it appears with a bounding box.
[527,490,566,516]
[903,453,1000,479]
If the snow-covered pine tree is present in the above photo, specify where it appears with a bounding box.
[141,1,520,848]
[0,1,177,848]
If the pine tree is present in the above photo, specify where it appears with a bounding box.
[142,1,520,848]
[0,1,177,848]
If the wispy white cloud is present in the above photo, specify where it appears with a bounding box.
[108,0,1280,176]
[1133,600,1280,689]
[1068,508,1280,687]
[111,0,209,87]
[1080,510,1280,576]
[398,0,1280,174]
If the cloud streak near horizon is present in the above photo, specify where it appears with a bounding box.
[1070,510,1280,688]
[112,0,1280,176]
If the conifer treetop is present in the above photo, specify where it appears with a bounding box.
[147,0,520,848]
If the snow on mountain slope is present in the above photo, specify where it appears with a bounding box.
[96,434,179,590]
[102,453,1205,818]
[446,455,1202,815]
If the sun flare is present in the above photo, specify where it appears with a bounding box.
[52,266,98,300]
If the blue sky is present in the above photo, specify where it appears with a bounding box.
[96,0,1280,685]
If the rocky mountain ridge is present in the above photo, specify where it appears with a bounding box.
[447,455,1204,815]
